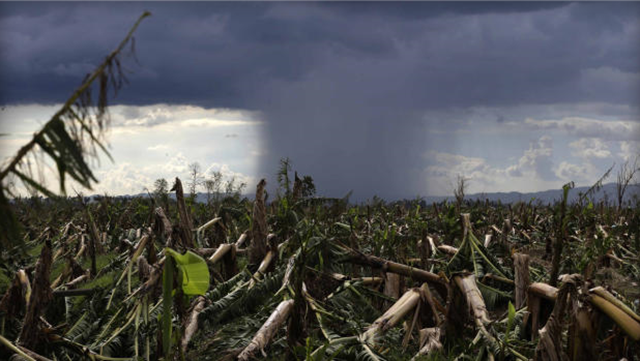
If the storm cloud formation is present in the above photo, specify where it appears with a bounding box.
[1,2,639,198]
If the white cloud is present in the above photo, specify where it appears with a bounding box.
[517,117,639,141]
[176,118,261,128]
[93,162,154,195]
[554,161,598,184]
[109,104,263,128]
[619,141,640,162]
[162,153,190,177]
[1,104,265,197]
[505,135,556,181]
[422,134,623,194]
[422,135,564,195]
[89,154,255,196]
[147,144,170,151]
[203,162,254,190]
[569,138,611,159]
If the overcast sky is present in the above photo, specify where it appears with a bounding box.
[1,2,639,199]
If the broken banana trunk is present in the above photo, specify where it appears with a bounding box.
[181,296,207,353]
[248,179,268,268]
[18,239,53,350]
[512,253,531,309]
[208,243,234,265]
[411,327,443,360]
[588,292,640,341]
[453,273,491,326]
[343,247,446,297]
[361,284,428,345]
[237,299,295,361]
[534,274,581,361]
[528,281,640,343]
[0,269,31,316]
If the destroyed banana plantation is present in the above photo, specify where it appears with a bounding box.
[2,157,640,361]
[2,9,640,361]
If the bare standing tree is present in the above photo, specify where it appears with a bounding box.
[204,179,215,205]
[153,178,170,210]
[187,162,204,199]
[453,174,468,210]
[207,171,223,203]
[616,156,639,210]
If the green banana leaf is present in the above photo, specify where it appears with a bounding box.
[165,248,210,295]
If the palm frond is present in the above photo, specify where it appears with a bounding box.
[0,11,151,247]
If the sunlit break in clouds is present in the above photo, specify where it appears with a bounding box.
[1,2,639,200]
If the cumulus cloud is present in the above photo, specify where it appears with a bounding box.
[569,138,612,159]
[203,162,254,190]
[0,103,264,197]
[554,161,598,184]
[93,162,154,195]
[498,136,557,181]
[109,104,262,128]
[422,135,561,195]
[618,141,640,162]
[89,154,254,196]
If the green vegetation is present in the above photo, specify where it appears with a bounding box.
[0,171,639,360]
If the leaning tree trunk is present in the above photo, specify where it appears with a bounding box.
[181,296,207,353]
[361,284,426,344]
[238,299,294,361]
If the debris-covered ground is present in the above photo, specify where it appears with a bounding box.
[1,175,639,361]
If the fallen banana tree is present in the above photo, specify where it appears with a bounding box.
[237,299,295,361]
[361,284,428,345]
[340,244,447,299]
[527,275,640,360]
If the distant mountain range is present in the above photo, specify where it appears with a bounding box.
[103,182,637,206]
[417,182,638,205]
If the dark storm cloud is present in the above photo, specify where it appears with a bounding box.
[3,2,638,108]
[1,2,639,198]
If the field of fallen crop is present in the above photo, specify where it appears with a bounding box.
[1,172,639,361]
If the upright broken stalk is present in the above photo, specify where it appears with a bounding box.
[171,177,194,248]
[534,274,580,361]
[19,239,53,350]
[549,183,572,287]
[0,269,31,316]
[248,179,268,269]
[513,253,531,309]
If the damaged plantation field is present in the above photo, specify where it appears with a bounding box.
[1,10,640,361]
[0,174,639,361]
